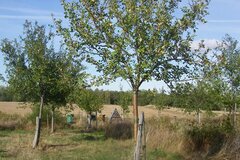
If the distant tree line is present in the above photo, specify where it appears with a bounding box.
[0,85,26,101]
[0,85,158,106]
[0,84,166,106]
[1,84,239,113]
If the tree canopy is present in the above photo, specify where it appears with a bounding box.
[75,89,104,114]
[1,21,85,105]
[217,35,240,98]
[56,0,210,138]
[0,21,86,147]
[56,0,209,89]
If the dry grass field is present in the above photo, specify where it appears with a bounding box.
[0,102,31,116]
[0,102,234,160]
[0,101,226,121]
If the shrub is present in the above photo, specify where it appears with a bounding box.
[105,120,133,140]
[214,134,240,160]
[186,119,234,157]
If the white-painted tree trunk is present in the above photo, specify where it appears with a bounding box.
[87,113,92,129]
[47,113,49,130]
[134,112,146,160]
[51,109,54,133]
[197,109,201,125]
[32,95,44,148]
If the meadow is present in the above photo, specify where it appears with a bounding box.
[0,102,239,160]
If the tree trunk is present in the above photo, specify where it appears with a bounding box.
[143,113,146,160]
[197,108,201,125]
[32,95,44,148]
[47,113,49,130]
[230,105,234,126]
[96,112,98,129]
[133,90,139,141]
[39,95,44,119]
[89,115,92,128]
[87,112,92,129]
[233,103,237,128]
[134,112,145,160]
[79,110,81,125]
[32,117,41,148]
[51,108,54,133]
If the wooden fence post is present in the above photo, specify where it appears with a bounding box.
[134,112,146,160]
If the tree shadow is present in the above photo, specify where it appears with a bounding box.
[41,143,78,151]
[0,149,12,158]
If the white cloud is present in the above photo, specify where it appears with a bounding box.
[0,6,63,16]
[0,6,63,21]
[0,15,63,20]
[208,20,240,23]
[0,15,49,20]
[191,39,221,50]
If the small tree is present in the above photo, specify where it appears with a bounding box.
[214,35,240,126]
[0,86,13,101]
[44,50,85,133]
[138,90,155,106]
[153,88,171,114]
[75,89,103,128]
[56,0,210,138]
[197,35,240,125]
[0,21,85,147]
[172,79,226,123]
[118,90,131,117]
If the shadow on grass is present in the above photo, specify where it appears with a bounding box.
[70,128,103,134]
[0,133,9,137]
[0,149,7,154]
[42,143,79,151]
[65,128,106,142]
[71,133,106,142]
[149,148,184,160]
[0,149,15,158]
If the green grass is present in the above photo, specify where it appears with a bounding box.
[1,111,230,160]
[70,131,106,141]
[148,148,184,160]
[0,128,134,160]
[0,131,10,137]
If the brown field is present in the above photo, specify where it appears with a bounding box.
[0,102,237,160]
[0,102,32,116]
[0,101,226,121]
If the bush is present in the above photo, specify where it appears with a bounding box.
[105,120,133,140]
[214,134,240,159]
[186,119,234,157]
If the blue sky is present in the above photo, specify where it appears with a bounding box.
[0,0,240,91]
